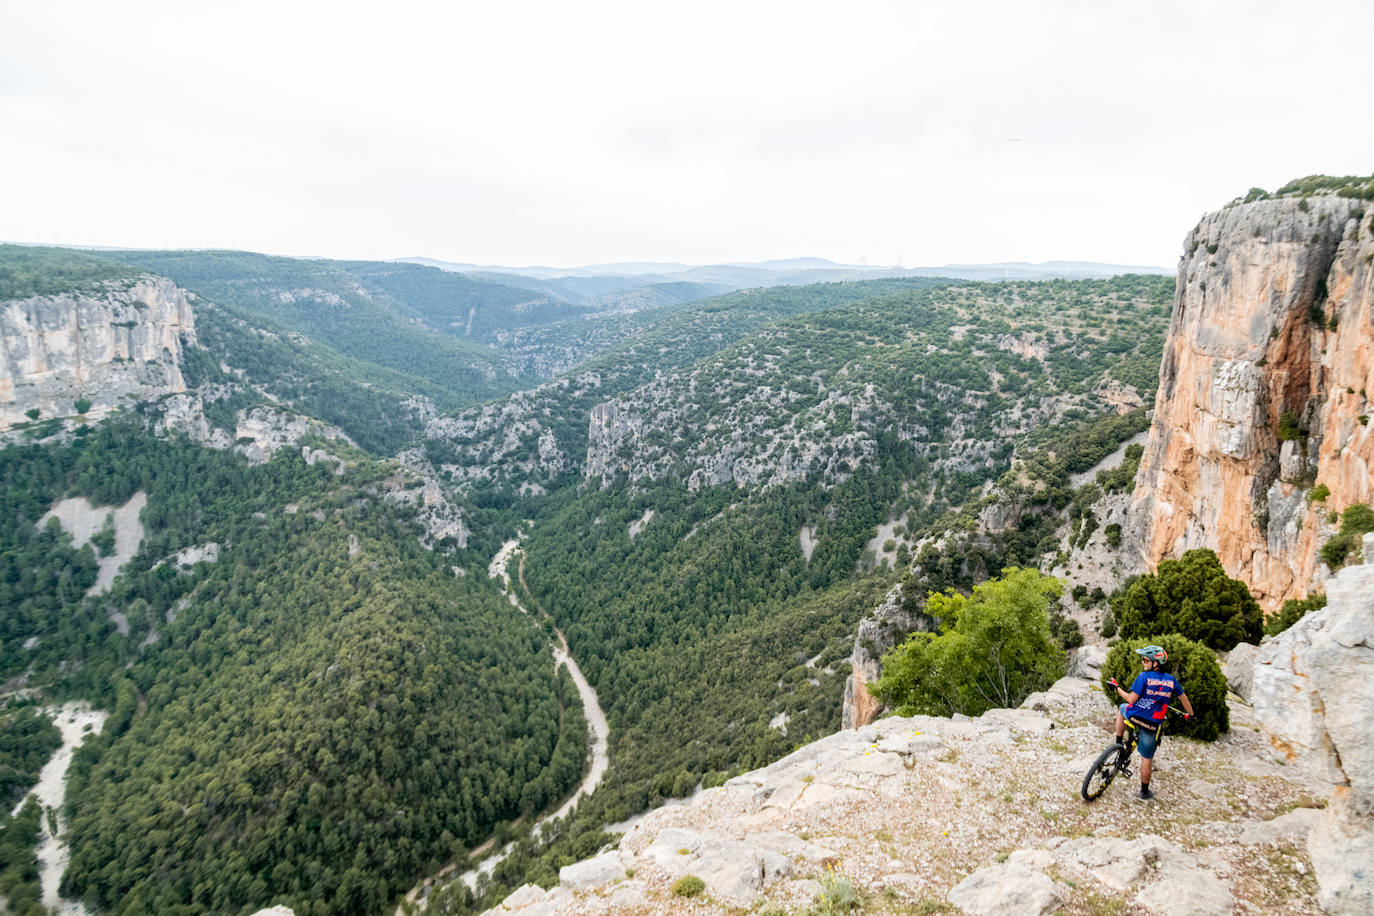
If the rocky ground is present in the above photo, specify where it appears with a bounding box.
[486,662,1328,915]
[36,491,147,601]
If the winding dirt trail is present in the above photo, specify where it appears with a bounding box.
[397,537,610,911]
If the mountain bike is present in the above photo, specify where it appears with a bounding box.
[1080,683,1186,802]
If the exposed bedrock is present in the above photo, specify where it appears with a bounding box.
[1132,196,1374,609]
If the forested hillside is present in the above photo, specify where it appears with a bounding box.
[1,248,1174,916]
[415,277,956,495]
[336,261,598,344]
[1,420,586,916]
[577,276,1167,495]
[413,273,1174,911]
[0,244,142,300]
[105,250,540,405]
[179,301,466,455]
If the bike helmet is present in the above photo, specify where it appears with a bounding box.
[1135,645,1168,663]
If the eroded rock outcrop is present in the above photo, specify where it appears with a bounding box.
[233,406,354,465]
[841,582,928,729]
[1132,196,1374,608]
[1250,541,1374,914]
[0,276,196,428]
[385,478,471,551]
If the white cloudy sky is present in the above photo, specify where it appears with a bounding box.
[3,0,1371,268]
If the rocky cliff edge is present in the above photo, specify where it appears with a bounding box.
[0,276,197,428]
[477,610,1374,914]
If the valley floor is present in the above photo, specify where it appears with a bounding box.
[488,671,1325,915]
[401,538,611,911]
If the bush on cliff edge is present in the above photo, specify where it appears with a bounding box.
[1100,635,1228,741]
[1111,549,1262,651]
[872,568,1064,718]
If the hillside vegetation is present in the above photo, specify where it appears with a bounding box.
[0,249,1176,915]
[105,250,539,411]
[417,277,958,498]
[409,273,1174,912]
[1,422,585,916]
[0,245,142,300]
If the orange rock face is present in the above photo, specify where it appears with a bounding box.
[1132,196,1374,609]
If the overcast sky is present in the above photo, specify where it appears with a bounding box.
[3,1,1371,269]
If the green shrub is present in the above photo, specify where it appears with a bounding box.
[1320,503,1374,569]
[1342,503,1374,534]
[1099,607,1118,639]
[1104,523,1122,548]
[1276,410,1304,441]
[872,569,1065,717]
[672,875,705,897]
[1100,635,1228,740]
[1111,549,1262,650]
[24,408,39,421]
[74,398,92,415]
[1308,484,1330,503]
[1321,536,1352,568]
[813,870,862,914]
[91,515,117,558]
[1050,610,1084,649]
[1264,593,1327,637]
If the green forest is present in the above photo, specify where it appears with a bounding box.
[0,421,586,916]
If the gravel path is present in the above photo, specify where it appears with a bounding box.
[11,702,108,916]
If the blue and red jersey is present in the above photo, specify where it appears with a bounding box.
[1125,671,1182,721]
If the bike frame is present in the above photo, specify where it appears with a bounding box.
[1081,685,1186,802]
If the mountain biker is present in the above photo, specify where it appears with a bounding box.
[1111,645,1194,801]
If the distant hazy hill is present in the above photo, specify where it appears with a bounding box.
[415,277,957,483]
[400,255,1172,296]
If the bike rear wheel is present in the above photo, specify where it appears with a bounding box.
[1081,744,1125,802]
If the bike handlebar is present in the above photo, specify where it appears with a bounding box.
[1108,679,1190,718]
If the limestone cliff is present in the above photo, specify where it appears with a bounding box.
[1246,535,1374,915]
[1131,195,1374,608]
[840,583,925,730]
[0,276,197,428]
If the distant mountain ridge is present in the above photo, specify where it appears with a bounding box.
[397,255,1172,298]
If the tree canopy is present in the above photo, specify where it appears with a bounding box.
[871,568,1065,717]
[1111,549,1262,650]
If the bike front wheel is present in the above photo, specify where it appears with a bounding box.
[1081,744,1125,802]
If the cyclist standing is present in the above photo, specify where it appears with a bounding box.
[1111,645,1194,800]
